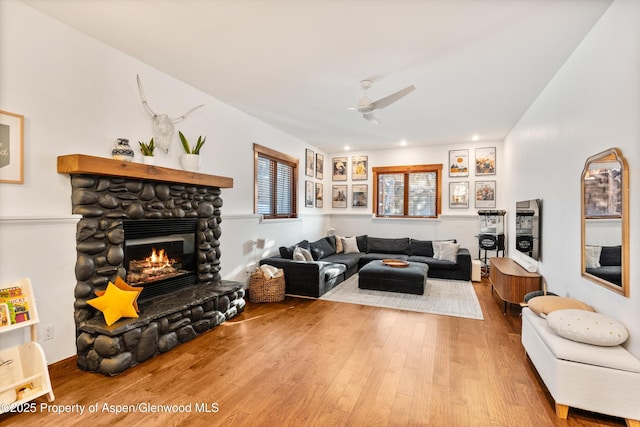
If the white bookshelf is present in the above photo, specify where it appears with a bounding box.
[0,278,54,413]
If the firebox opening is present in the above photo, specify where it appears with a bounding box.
[123,219,198,300]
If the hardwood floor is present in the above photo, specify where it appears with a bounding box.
[0,278,627,427]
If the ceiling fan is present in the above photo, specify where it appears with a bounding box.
[349,79,415,124]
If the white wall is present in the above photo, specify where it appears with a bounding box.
[0,0,328,363]
[503,0,640,355]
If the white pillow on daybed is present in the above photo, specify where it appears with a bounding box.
[546,309,629,347]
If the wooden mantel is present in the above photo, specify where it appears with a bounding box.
[57,154,233,188]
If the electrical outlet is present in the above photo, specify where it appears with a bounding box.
[43,324,54,341]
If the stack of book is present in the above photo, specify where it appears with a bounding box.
[0,285,29,327]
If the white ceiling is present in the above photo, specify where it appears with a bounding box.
[22,0,612,153]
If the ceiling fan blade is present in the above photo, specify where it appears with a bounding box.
[363,112,380,125]
[372,85,415,109]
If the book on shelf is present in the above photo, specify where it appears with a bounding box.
[0,286,30,326]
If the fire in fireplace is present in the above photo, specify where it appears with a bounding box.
[123,218,198,300]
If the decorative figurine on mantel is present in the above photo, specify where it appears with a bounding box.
[112,138,135,162]
[136,74,204,154]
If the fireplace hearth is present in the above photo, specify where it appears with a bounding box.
[58,154,244,375]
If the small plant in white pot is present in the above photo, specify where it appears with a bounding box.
[178,131,206,171]
[138,138,156,165]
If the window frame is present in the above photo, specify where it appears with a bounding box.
[254,143,299,219]
[372,164,443,218]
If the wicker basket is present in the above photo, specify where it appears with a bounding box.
[249,269,285,303]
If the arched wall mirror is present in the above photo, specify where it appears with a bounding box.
[581,148,629,296]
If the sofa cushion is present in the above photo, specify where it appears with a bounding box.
[585,245,602,269]
[342,237,360,254]
[546,309,629,347]
[408,256,458,270]
[322,253,362,270]
[309,237,336,260]
[279,240,310,259]
[410,239,434,257]
[356,235,368,252]
[293,246,313,261]
[434,242,460,262]
[528,295,594,318]
[367,237,410,254]
[600,245,621,267]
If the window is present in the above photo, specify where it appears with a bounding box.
[373,164,442,218]
[254,143,299,219]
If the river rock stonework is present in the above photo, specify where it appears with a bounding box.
[68,174,245,375]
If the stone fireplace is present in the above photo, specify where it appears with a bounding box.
[58,154,245,375]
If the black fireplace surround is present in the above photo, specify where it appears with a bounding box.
[61,159,244,375]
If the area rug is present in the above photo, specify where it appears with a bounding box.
[319,274,483,320]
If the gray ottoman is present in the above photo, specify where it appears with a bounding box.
[358,260,428,295]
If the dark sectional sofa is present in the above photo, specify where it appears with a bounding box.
[586,245,622,286]
[259,235,472,298]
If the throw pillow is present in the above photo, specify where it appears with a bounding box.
[342,236,360,254]
[292,246,305,261]
[309,237,336,260]
[279,240,310,259]
[585,245,602,269]
[599,245,621,267]
[335,235,344,253]
[300,247,313,261]
[437,242,460,262]
[546,309,629,346]
[528,295,594,318]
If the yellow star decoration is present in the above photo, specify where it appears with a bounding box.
[88,282,139,326]
[95,276,142,313]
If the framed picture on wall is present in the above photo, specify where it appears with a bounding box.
[305,149,314,177]
[351,155,368,180]
[0,110,24,184]
[305,180,314,207]
[352,184,368,208]
[332,184,347,208]
[315,183,323,208]
[475,147,496,175]
[332,157,347,181]
[449,149,469,177]
[449,181,469,209]
[475,181,496,208]
[315,153,324,179]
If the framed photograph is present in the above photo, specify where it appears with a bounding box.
[332,184,347,208]
[449,181,469,209]
[449,149,469,177]
[315,183,323,208]
[351,184,368,208]
[351,155,368,180]
[305,149,314,177]
[332,156,347,181]
[475,181,496,208]
[0,110,24,184]
[475,147,496,175]
[315,153,324,179]
[305,180,314,207]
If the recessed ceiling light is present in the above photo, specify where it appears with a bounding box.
[472,134,480,141]
[400,140,407,146]
[344,145,350,151]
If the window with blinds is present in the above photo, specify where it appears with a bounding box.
[373,164,442,218]
[254,144,299,219]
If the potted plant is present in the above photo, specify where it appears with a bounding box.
[178,131,206,171]
[138,138,155,165]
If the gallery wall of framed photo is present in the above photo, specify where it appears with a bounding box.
[330,155,369,209]
[304,148,326,208]
[314,144,499,213]
[447,146,497,210]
